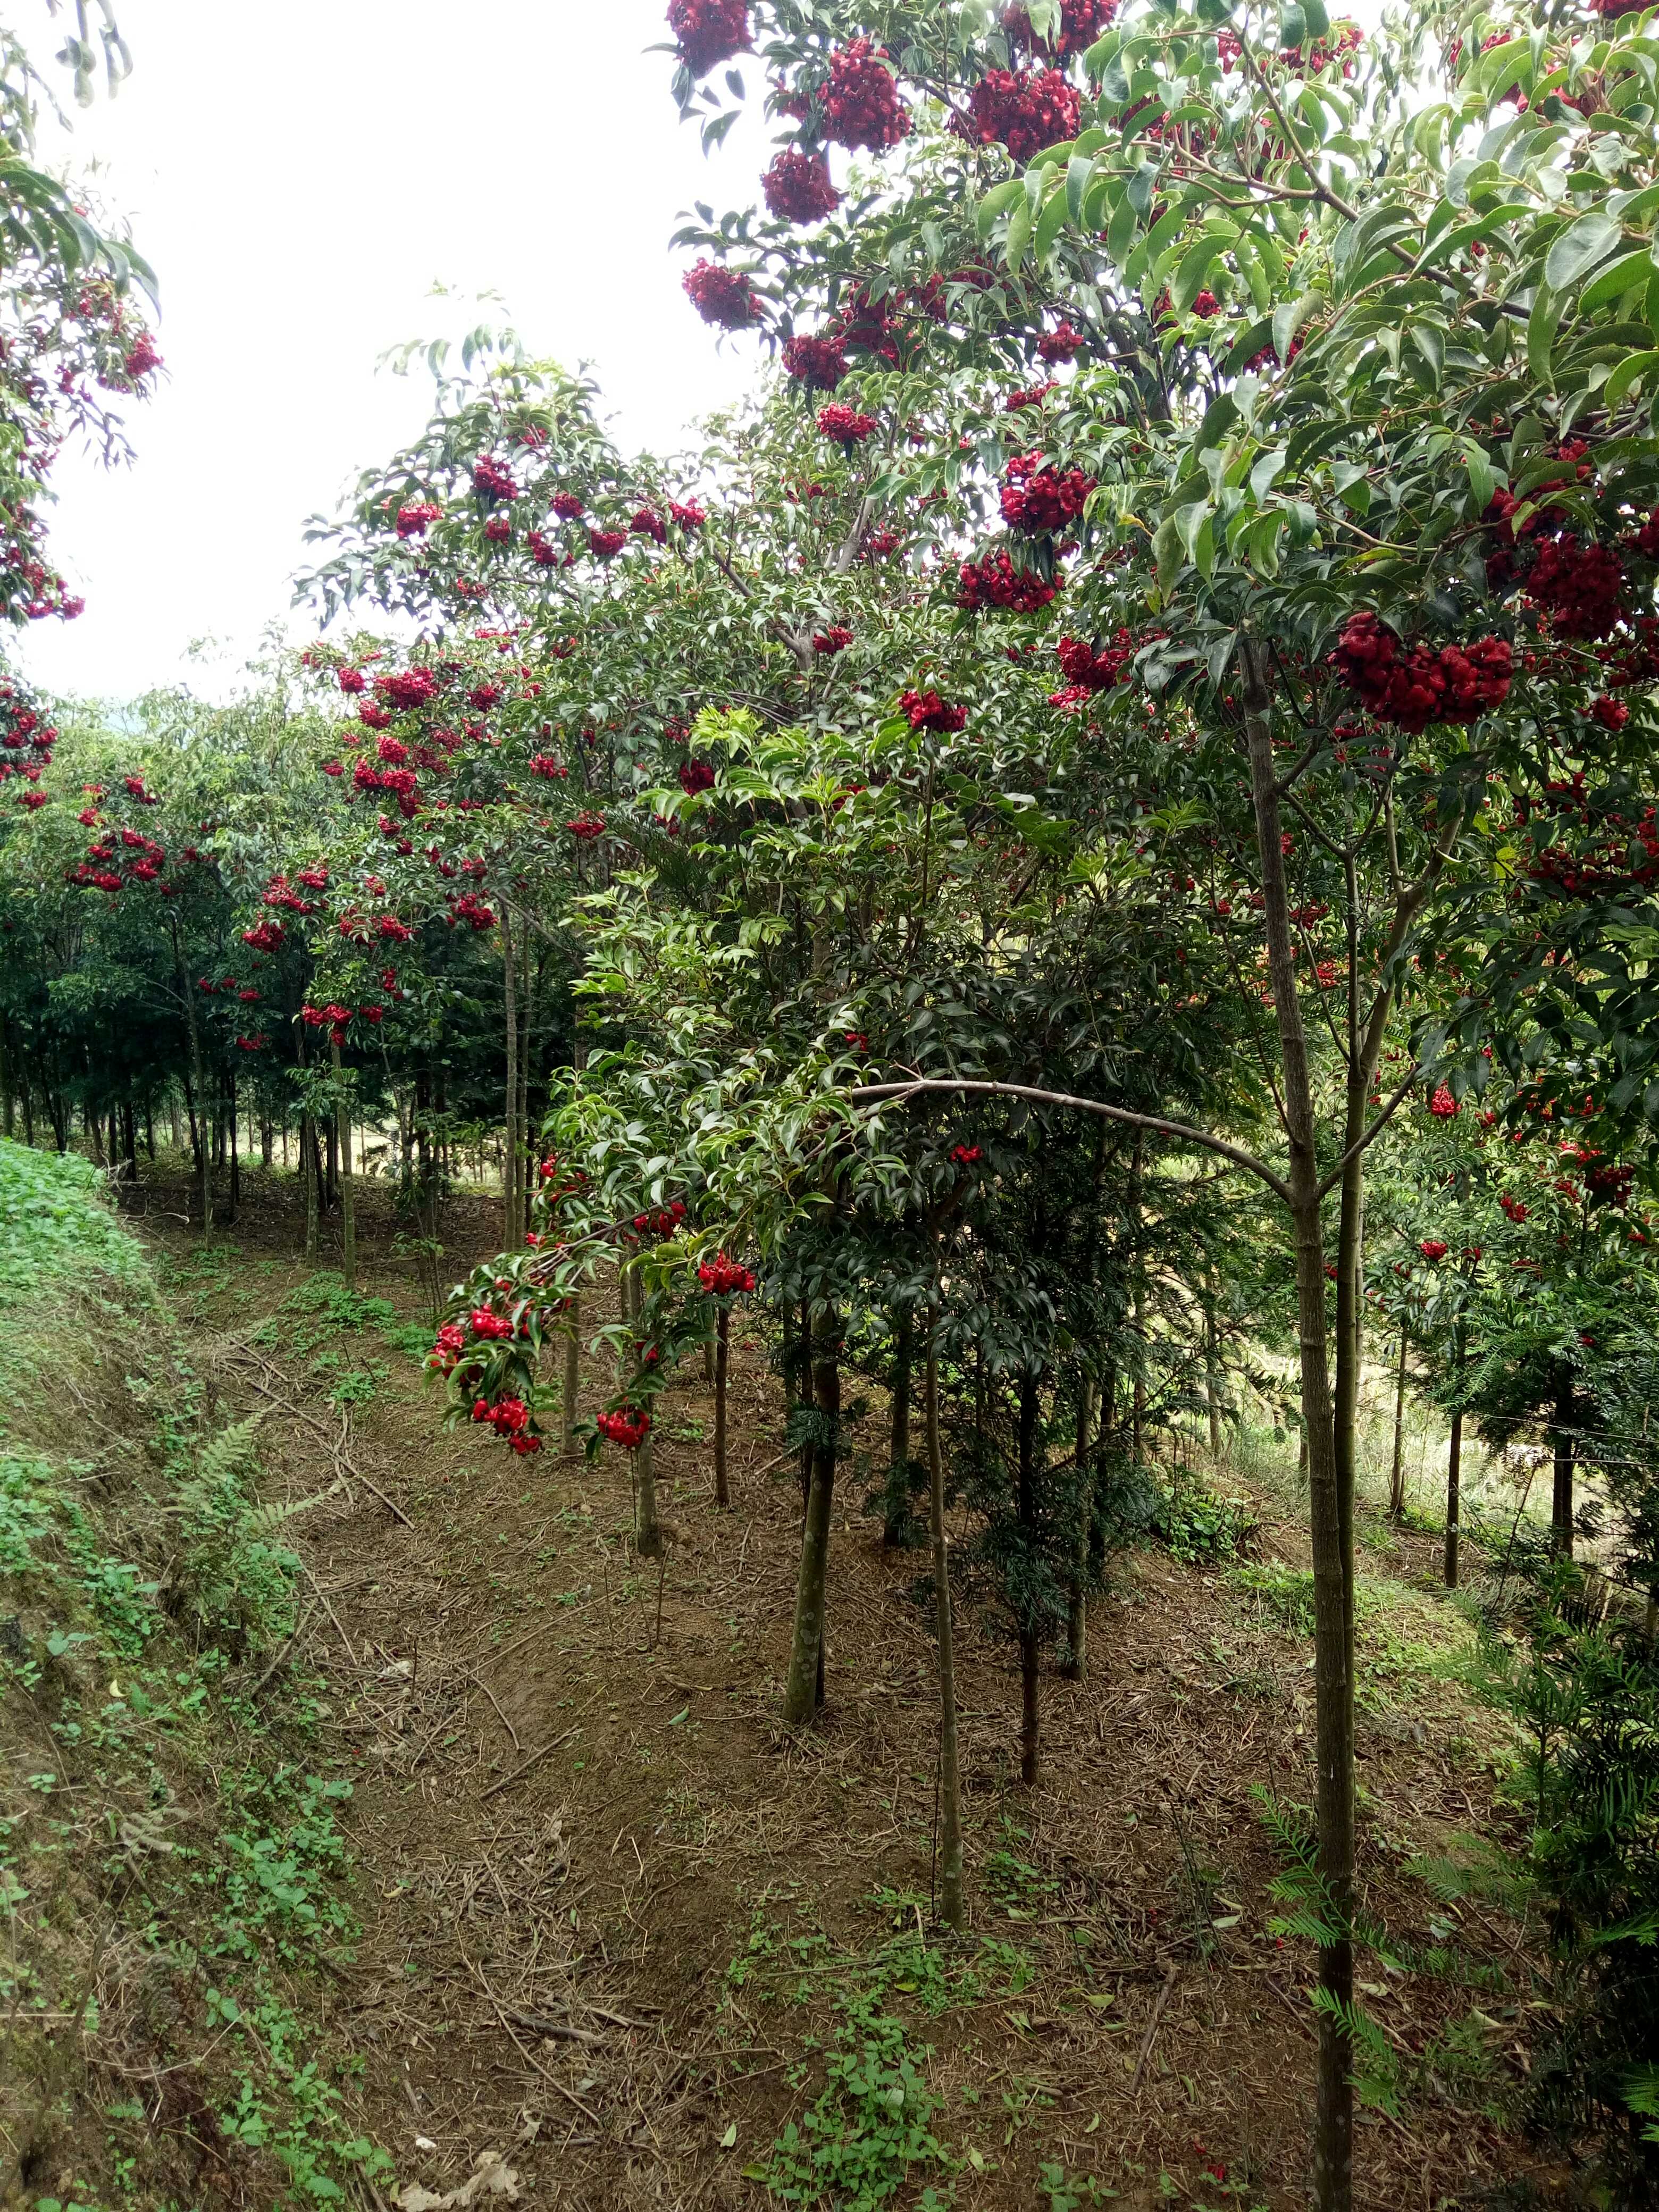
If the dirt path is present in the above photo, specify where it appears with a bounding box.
[130,1171,1554,2211]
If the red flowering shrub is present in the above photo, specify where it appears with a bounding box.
[679,759,716,793]
[376,668,437,711]
[123,332,163,380]
[1036,320,1084,363]
[1329,613,1511,733]
[484,513,512,543]
[861,527,901,560]
[950,1143,983,1166]
[763,148,841,223]
[550,490,585,520]
[1000,451,1095,532]
[783,333,848,390]
[1418,1239,1449,1261]
[669,499,707,529]
[814,625,854,653]
[1523,536,1626,641]
[698,1252,757,1296]
[818,403,878,443]
[1429,1085,1461,1119]
[683,259,761,328]
[631,507,667,543]
[395,502,440,539]
[596,1406,652,1449]
[1501,1192,1528,1222]
[668,0,748,76]
[529,752,567,779]
[957,548,1061,611]
[900,688,968,733]
[823,38,909,150]
[472,456,518,505]
[1057,631,1134,691]
[589,527,627,559]
[568,811,606,839]
[1006,380,1058,411]
[957,68,1081,164]
[1591,694,1630,730]
[338,666,366,694]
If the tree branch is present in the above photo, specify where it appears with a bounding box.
[848,1077,1293,1207]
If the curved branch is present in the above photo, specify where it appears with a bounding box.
[848,1078,1293,1207]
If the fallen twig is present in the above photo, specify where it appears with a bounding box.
[1130,1960,1178,2093]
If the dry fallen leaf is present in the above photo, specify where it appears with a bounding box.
[396,2150,521,2210]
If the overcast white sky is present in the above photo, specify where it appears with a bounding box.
[14,1,766,703]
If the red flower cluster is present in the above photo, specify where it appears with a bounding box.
[551,490,585,520]
[426,1321,467,1375]
[1329,613,1511,734]
[698,1252,757,1296]
[950,1143,983,1166]
[818,403,878,443]
[472,457,518,505]
[823,38,909,150]
[632,508,667,544]
[901,688,968,733]
[395,502,440,539]
[473,1395,540,1452]
[632,1200,689,1238]
[956,68,1080,164]
[124,332,163,379]
[376,667,438,711]
[669,499,707,529]
[484,513,512,544]
[530,753,567,779]
[1036,321,1084,364]
[302,1001,356,1046]
[1429,1085,1460,1118]
[568,811,606,839]
[957,548,1060,612]
[679,758,716,793]
[1000,451,1095,532]
[1501,1192,1528,1222]
[1006,381,1057,412]
[597,1406,651,1449]
[668,0,748,76]
[814,625,854,654]
[763,148,841,224]
[683,259,760,328]
[783,333,848,390]
[1057,631,1134,691]
[1523,536,1626,641]
[589,527,627,559]
[1418,1239,1449,1261]
[449,889,497,930]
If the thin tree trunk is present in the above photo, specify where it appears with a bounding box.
[561,1293,581,1459]
[0,1019,12,1139]
[332,1044,356,1291]
[1551,1371,1576,1557]
[179,954,212,1243]
[1065,1375,1096,1682]
[502,921,520,1249]
[714,1303,730,1508]
[925,1323,964,1931]
[634,1427,661,1557]
[1205,1286,1222,1455]
[228,1073,240,1219]
[1017,1369,1041,1786]
[303,1111,320,1262]
[1243,639,1353,2212]
[783,1311,839,1725]
[1444,1410,1462,1589]
[886,1306,913,1545]
[516,919,533,1243]
[1389,1329,1409,1519]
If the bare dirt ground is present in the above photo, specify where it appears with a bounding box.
[124,1166,1558,2212]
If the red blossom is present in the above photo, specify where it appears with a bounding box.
[822,38,909,150]
[817,403,878,443]
[900,688,968,734]
[783,333,848,390]
[814,625,854,654]
[396,502,440,539]
[683,259,761,329]
[1000,451,1095,533]
[667,0,749,77]
[957,548,1061,612]
[763,148,842,224]
[956,67,1080,165]
[588,527,627,560]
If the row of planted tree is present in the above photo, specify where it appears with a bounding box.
[7,0,1659,2198]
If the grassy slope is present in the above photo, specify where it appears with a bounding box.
[0,1141,384,2212]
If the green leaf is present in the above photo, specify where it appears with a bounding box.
[1171,234,1224,314]
[1034,183,1072,263]
[1465,445,1495,513]
[1544,210,1625,293]
[1272,291,1321,363]
[976,178,1026,239]
[1153,512,1182,592]
[1250,447,1288,499]
[668,1706,689,1726]
[1004,190,1034,268]
[1604,349,1659,407]
[1106,187,1139,264]
[1527,283,1560,388]
[1580,246,1659,317]
[1066,152,1097,228]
